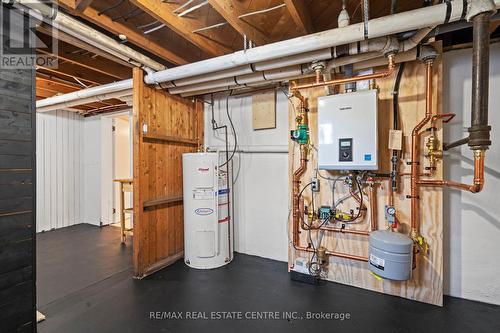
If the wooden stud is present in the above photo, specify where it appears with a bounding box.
[283,0,314,34]
[129,0,233,57]
[57,0,190,65]
[208,0,270,46]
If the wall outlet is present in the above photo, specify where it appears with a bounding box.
[311,177,320,192]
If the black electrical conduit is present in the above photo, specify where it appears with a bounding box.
[391,62,405,191]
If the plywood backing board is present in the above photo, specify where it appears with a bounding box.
[252,89,276,130]
[288,45,444,306]
[132,68,203,278]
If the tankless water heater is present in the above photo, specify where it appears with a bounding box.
[318,89,378,170]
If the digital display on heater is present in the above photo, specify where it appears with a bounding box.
[340,141,351,147]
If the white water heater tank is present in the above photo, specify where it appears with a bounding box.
[182,152,233,269]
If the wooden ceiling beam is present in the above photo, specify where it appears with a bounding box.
[37,63,112,86]
[36,77,80,94]
[74,0,94,12]
[283,0,314,34]
[37,32,131,80]
[57,0,190,65]
[129,0,232,57]
[208,0,270,46]
[37,47,131,81]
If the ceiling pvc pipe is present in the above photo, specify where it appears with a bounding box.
[146,0,500,85]
[36,79,133,112]
[37,90,133,113]
[34,1,500,108]
[17,0,166,71]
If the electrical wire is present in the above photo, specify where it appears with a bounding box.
[332,173,365,223]
[219,91,238,168]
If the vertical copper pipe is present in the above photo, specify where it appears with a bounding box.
[292,144,308,245]
[410,60,433,239]
[388,180,394,206]
[368,184,378,231]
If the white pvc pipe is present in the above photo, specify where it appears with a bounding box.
[36,79,133,112]
[167,37,393,88]
[34,0,500,109]
[146,0,492,85]
[19,0,166,71]
[37,90,133,113]
[168,65,306,94]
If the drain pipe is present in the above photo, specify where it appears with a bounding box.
[417,1,496,193]
[36,79,133,112]
[145,1,500,85]
[16,0,166,71]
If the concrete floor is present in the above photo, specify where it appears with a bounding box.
[37,224,500,333]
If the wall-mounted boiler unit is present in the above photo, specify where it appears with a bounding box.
[318,89,378,170]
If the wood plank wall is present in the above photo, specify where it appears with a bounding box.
[132,68,203,278]
[36,111,84,232]
[0,25,36,333]
[288,50,444,305]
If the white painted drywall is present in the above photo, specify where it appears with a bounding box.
[443,43,500,305]
[36,111,84,232]
[204,91,290,262]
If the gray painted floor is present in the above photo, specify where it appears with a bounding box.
[36,224,133,307]
[37,224,500,333]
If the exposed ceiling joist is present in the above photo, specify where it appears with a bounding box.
[129,0,232,57]
[57,0,190,65]
[74,0,94,12]
[283,0,314,34]
[37,35,131,80]
[208,0,270,46]
[37,62,110,86]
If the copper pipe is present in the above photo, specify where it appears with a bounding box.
[350,188,362,205]
[319,226,370,236]
[431,113,456,128]
[417,150,485,193]
[399,172,431,177]
[409,60,434,239]
[294,245,368,262]
[291,54,396,91]
[388,180,394,206]
[292,144,308,245]
[368,184,378,231]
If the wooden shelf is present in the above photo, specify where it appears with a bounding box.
[143,133,199,146]
[143,194,183,209]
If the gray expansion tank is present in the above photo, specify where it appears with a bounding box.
[368,230,413,281]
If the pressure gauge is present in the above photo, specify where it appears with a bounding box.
[386,206,396,216]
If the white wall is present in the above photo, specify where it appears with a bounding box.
[113,117,132,228]
[204,91,290,262]
[443,43,500,305]
[81,116,104,226]
[37,111,129,231]
[36,111,84,232]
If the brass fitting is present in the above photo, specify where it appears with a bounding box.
[426,135,443,169]
[317,246,327,267]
